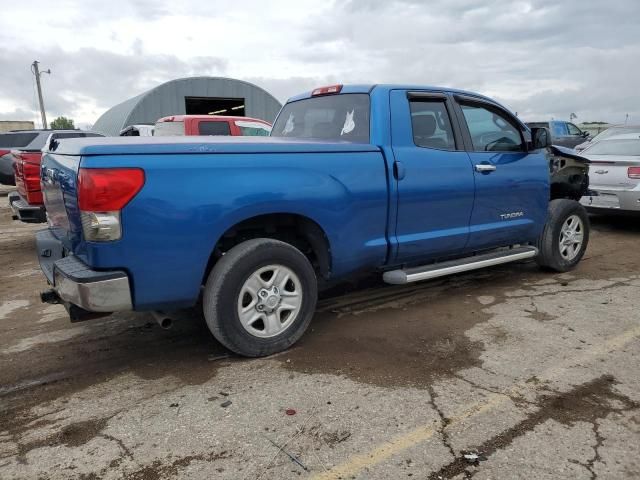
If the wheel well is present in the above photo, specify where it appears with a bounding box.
[550,157,590,202]
[203,214,331,284]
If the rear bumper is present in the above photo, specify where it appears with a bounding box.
[9,191,46,223]
[36,229,133,313]
[580,187,640,213]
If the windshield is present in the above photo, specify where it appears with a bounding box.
[235,120,271,136]
[271,94,370,143]
[586,139,640,156]
[153,121,185,136]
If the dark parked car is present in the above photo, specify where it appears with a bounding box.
[0,131,42,185]
[9,130,103,223]
[526,121,589,149]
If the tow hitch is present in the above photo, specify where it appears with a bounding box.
[40,288,110,322]
[40,289,61,305]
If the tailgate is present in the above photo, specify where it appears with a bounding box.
[41,152,82,250]
[588,156,640,190]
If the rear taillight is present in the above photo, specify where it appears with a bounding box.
[628,167,640,179]
[78,168,144,241]
[24,162,40,191]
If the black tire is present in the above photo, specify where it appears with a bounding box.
[203,238,318,357]
[536,199,590,272]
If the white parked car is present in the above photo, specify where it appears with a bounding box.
[580,133,640,214]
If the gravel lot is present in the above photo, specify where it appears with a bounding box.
[1,192,639,479]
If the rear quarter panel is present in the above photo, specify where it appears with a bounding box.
[79,151,389,310]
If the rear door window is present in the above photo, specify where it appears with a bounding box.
[409,100,456,150]
[198,121,231,136]
[459,103,524,152]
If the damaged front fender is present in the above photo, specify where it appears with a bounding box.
[548,145,590,201]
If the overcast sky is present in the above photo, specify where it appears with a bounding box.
[0,0,638,129]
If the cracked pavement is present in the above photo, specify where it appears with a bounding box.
[1,193,639,479]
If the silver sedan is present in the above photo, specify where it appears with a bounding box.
[580,133,640,214]
[575,124,640,152]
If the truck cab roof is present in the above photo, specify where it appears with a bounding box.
[288,83,503,105]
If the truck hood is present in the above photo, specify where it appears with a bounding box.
[46,136,380,156]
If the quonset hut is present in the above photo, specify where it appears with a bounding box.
[93,76,282,136]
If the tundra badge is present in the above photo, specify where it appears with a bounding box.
[500,211,524,220]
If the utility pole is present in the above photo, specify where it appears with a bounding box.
[31,61,50,129]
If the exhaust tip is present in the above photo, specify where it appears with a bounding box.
[151,311,173,330]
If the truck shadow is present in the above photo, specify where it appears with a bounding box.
[589,213,640,234]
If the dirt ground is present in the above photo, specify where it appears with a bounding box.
[1,191,639,479]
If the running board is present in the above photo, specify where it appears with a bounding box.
[383,246,538,285]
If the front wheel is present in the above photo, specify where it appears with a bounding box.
[203,238,318,357]
[536,199,590,272]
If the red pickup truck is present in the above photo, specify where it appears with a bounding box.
[9,130,103,223]
[153,115,272,137]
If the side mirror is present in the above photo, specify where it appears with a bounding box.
[582,131,590,138]
[531,127,551,149]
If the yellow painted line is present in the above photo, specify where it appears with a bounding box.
[312,324,640,480]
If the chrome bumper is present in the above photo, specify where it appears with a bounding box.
[36,229,132,312]
[580,187,640,212]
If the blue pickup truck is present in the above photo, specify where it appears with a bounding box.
[36,84,590,356]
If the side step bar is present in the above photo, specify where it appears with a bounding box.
[383,246,538,285]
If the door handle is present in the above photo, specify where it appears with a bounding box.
[393,161,406,180]
[475,164,497,173]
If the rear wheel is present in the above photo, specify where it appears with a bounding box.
[536,199,590,272]
[203,238,318,357]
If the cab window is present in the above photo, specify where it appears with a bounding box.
[459,103,524,152]
[551,122,568,136]
[567,123,582,136]
[271,94,370,143]
[198,121,231,136]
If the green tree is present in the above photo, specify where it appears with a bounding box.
[49,116,75,130]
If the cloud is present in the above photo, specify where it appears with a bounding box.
[0,45,226,127]
[0,108,39,123]
[0,0,638,126]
